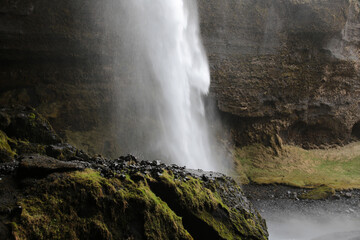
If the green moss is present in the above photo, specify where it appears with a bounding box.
[15,140,46,155]
[28,113,36,120]
[299,186,335,200]
[156,171,267,240]
[14,169,193,240]
[0,130,16,161]
[142,186,192,240]
[159,172,218,211]
[11,168,268,239]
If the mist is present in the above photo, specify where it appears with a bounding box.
[97,0,229,171]
[267,214,360,240]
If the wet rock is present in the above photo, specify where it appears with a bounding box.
[332,194,341,200]
[0,162,18,176]
[0,106,62,145]
[151,160,161,166]
[344,192,352,199]
[0,106,269,239]
[17,154,84,178]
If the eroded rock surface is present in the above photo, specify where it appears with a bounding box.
[199,0,360,148]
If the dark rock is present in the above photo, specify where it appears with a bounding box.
[0,222,10,240]
[45,143,77,160]
[151,160,161,166]
[17,154,84,178]
[0,107,62,145]
[0,162,18,175]
[9,205,22,218]
[332,194,341,200]
[0,113,10,129]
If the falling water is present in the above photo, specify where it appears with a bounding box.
[117,0,219,170]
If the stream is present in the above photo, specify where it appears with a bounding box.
[243,184,360,240]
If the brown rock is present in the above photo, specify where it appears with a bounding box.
[199,0,360,148]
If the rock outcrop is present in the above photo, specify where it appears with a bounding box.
[199,0,360,148]
[0,106,268,240]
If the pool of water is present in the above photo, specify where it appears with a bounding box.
[266,214,360,240]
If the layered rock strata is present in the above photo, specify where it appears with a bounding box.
[199,0,360,148]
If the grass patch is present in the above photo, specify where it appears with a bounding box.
[234,142,360,190]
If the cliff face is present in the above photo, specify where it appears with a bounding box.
[0,1,123,156]
[0,0,359,155]
[199,0,360,148]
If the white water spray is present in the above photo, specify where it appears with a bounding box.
[119,0,219,170]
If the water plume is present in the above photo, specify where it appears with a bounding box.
[113,0,222,171]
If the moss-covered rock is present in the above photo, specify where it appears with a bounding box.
[299,185,335,200]
[0,106,268,240]
[11,169,192,240]
[0,130,16,162]
[0,166,268,240]
[0,106,61,145]
[150,171,268,240]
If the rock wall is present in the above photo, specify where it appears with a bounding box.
[0,1,123,156]
[199,0,360,148]
[0,0,359,156]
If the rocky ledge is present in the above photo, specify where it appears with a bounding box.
[0,106,268,240]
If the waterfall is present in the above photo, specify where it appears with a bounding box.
[117,0,219,170]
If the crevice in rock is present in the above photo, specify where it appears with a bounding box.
[148,181,225,240]
[286,119,347,148]
[351,121,360,139]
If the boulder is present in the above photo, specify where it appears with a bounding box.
[0,106,268,239]
[17,154,84,178]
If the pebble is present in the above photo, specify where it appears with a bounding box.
[345,192,352,198]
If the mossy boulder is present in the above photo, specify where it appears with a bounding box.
[1,166,268,240]
[0,106,268,239]
[299,185,335,200]
[0,106,61,146]
[0,106,83,163]
[11,169,192,240]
